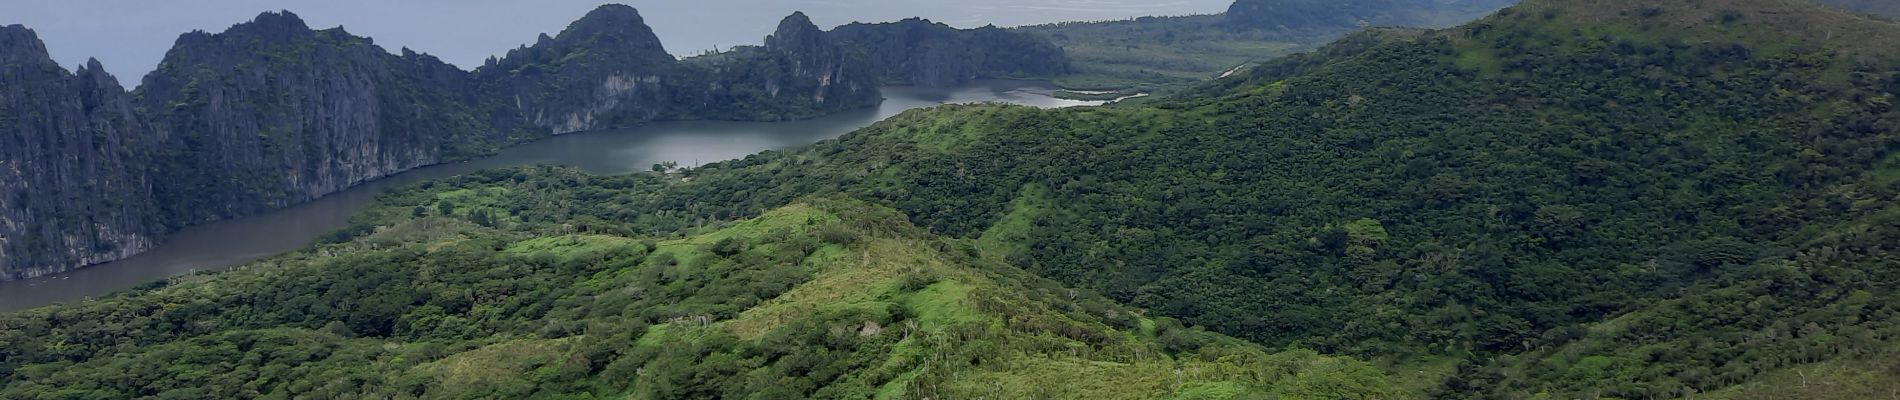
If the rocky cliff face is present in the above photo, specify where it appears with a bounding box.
[478,5,681,134]
[828,19,1071,87]
[686,11,880,120]
[0,26,158,280]
[0,6,887,281]
[137,11,498,226]
[477,6,881,131]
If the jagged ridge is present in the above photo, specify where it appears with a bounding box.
[829,18,1072,87]
[0,25,157,280]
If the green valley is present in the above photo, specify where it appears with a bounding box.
[7,0,1900,398]
[0,190,1395,399]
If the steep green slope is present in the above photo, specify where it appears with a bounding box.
[235,0,1898,397]
[0,187,1395,398]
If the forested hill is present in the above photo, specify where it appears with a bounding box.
[0,188,1405,399]
[8,0,1900,397]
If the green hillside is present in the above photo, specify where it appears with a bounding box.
[0,191,1397,398]
[6,0,1900,398]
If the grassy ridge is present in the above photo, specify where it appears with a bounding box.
[0,189,1398,398]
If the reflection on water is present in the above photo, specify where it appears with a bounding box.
[0,81,1097,312]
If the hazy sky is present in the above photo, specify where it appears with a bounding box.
[3,0,1232,86]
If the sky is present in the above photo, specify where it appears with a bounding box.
[2,0,1233,86]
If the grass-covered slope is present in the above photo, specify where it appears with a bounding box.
[0,189,1396,399]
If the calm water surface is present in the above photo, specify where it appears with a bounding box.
[0,81,1096,312]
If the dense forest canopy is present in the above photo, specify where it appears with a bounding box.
[7,0,1900,398]
[0,186,1403,399]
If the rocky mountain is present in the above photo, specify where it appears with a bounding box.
[478,5,686,134]
[0,26,157,281]
[751,12,880,111]
[478,6,881,132]
[137,11,500,229]
[670,11,882,121]
[829,18,1071,87]
[0,6,886,281]
[1225,0,1518,33]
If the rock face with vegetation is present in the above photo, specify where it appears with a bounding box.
[0,26,157,280]
[674,11,883,122]
[477,5,683,135]
[137,11,501,232]
[753,12,880,111]
[0,6,885,281]
[829,18,1071,86]
[474,6,880,132]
